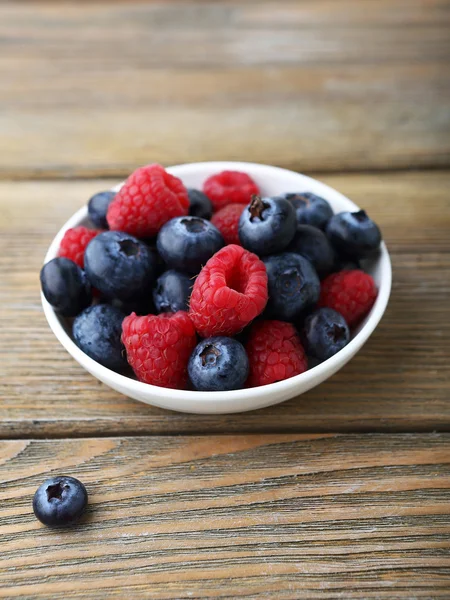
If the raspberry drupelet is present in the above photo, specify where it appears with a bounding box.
[189,244,268,338]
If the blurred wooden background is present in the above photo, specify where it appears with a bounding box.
[1,1,449,598]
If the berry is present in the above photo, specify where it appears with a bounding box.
[189,245,268,338]
[283,192,333,230]
[73,304,127,371]
[84,231,155,301]
[211,203,244,246]
[239,195,296,256]
[58,226,101,268]
[107,164,189,238]
[33,476,88,527]
[287,224,335,278]
[122,311,197,389]
[108,295,154,316]
[88,190,116,229]
[153,270,192,313]
[334,257,361,272]
[263,253,320,321]
[246,320,307,387]
[40,257,92,317]
[203,170,259,210]
[188,188,213,220]
[326,210,382,259]
[188,337,249,391]
[302,307,350,361]
[319,270,377,327]
[157,216,224,274]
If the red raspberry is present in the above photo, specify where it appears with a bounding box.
[211,203,244,245]
[107,164,189,238]
[122,311,196,389]
[189,245,268,337]
[246,320,307,387]
[319,270,377,327]
[58,226,101,268]
[203,170,259,210]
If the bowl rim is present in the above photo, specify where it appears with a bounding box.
[42,161,392,406]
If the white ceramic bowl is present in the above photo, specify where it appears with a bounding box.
[42,161,391,414]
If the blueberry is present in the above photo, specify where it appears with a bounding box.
[157,216,224,274]
[153,270,192,313]
[188,337,249,391]
[238,195,296,256]
[326,210,382,259]
[73,304,126,371]
[109,295,154,316]
[283,192,333,230]
[287,224,335,278]
[188,188,213,220]
[87,190,116,229]
[40,257,92,317]
[84,231,155,301]
[303,308,350,361]
[33,476,88,527]
[263,253,320,321]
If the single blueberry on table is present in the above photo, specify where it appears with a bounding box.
[153,270,192,313]
[326,210,382,259]
[287,224,335,278]
[283,192,333,230]
[73,304,127,371]
[87,190,116,229]
[84,231,156,301]
[33,476,88,527]
[188,337,249,391]
[40,257,92,317]
[263,252,320,321]
[187,188,213,220]
[238,195,296,256]
[157,216,224,274]
[303,307,350,362]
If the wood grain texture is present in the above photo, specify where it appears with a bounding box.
[1,171,449,437]
[0,434,449,598]
[1,0,449,177]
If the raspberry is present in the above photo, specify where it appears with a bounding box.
[246,320,307,387]
[203,171,259,210]
[107,164,189,238]
[189,245,268,338]
[319,270,377,327]
[58,226,101,268]
[122,311,196,389]
[211,203,244,245]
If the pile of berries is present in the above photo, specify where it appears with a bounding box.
[41,164,382,391]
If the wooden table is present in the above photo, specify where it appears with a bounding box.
[1,2,449,597]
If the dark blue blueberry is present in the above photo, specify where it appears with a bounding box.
[84,231,155,301]
[283,192,333,230]
[109,295,154,316]
[188,337,249,391]
[40,257,92,317]
[303,308,350,362]
[238,195,296,256]
[87,190,116,229]
[287,224,335,278]
[33,476,88,527]
[153,270,192,313]
[73,304,126,371]
[333,257,361,272]
[326,210,382,259]
[263,253,320,321]
[157,216,224,274]
[188,188,213,220]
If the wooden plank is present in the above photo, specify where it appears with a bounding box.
[0,434,449,598]
[1,1,449,177]
[1,172,449,437]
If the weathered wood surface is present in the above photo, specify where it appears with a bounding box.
[1,0,449,177]
[0,434,449,598]
[1,171,449,438]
